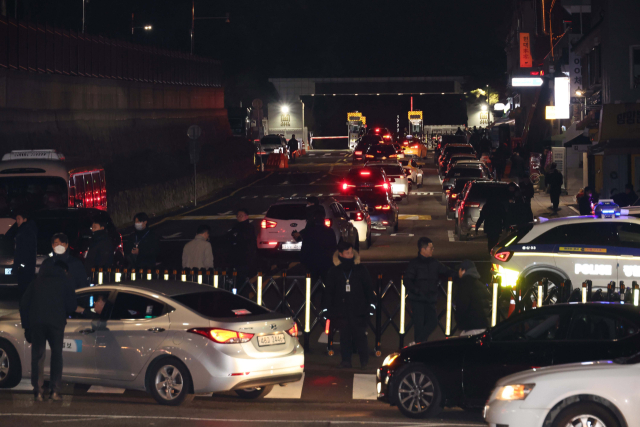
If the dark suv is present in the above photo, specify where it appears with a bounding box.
[353,135,383,164]
[340,167,392,199]
[441,164,491,200]
[0,208,124,284]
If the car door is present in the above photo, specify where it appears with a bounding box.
[552,223,619,288]
[55,289,112,379]
[614,221,640,281]
[462,308,570,405]
[96,291,170,381]
[553,308,640,364]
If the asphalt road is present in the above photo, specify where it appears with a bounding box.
[150,149,490,270]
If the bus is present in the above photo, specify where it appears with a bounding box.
[0,150,106,233]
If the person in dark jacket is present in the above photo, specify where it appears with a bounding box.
[509,151,526,180]
[83,218,114,276]
[455,127,464,136]
[546,163,563,212]
[491,144,508,181]
[404,237,454,344]
[288,134,298,162]
[40,233,88,290]
[292,197,324,242]
[4,210,37,296]
[578,186,594,215]
[322,241,375,368]
[478,136,492,161]
[300,209,337,282]
[505,183,530,228]
[20,261,76,401]
[476,196,507,253]
[225,208,257,284]
[454,260,490,337]
[125,212,159,270]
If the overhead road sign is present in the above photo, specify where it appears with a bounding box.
[512,77,544,87]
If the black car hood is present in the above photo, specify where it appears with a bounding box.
[400,335,476,357]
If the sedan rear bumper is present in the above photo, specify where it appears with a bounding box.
[231,373,303,390]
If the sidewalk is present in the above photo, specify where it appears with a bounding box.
[531,191,578,219]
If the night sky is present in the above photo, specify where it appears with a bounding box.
[13,0,511,103]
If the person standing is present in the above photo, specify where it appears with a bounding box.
[454,260,491,337]
[288,134,298,163]
[404,238,453,344]
[509,151,525,180]
[4,211,37,296]
[578,186,594,215]
[126,212,159,270]
[182,224,214,269]
[40,233,88,289]
[83,218,114,275]
[225,209,257,284]
[476,196,507,253]
[300,209,337,284]
[546,163,563,212]
[322,241,375,369]
[20,261,76,401]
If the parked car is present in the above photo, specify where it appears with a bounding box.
[366,162,410,204]
[377,303,640,419]
[438,144,476,175]
[0,281,304,405]
[441,164,491,201]
[455,181,515,241]
[258,135,288,158]
[486,351,640,427]
[0,208,123,285]
[333,195,372,250]
[257,197,359,254]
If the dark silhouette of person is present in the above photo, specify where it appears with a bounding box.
[476,196,507,252]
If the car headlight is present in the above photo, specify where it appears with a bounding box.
[495,384,535,401]
[382,353,400,367]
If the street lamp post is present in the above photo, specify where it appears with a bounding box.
[131,13,153,35]
[191,0,230,55]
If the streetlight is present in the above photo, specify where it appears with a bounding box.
[131,13,153,35]
[575,89,583,97]
[281,105,290,114]
[191,1,230,55]
[481,104,488,111]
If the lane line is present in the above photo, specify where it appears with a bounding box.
[448,230,455,242]
[264,373,305,399]
[352,374,377,400]
[569,206,580,214]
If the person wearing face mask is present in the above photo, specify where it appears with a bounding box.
[4,210,37,296]
[322,241,375,369]
[126,212,159,270]
[182,224,214,269]
[39,233,88,289]
[83,218,114,275]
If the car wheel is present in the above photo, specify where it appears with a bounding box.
[234,385,274,399]
[393,365,443,418]
[146,357,193,406]
[0,340,22,389]
[523,271,567,307]
[551,402,620,427]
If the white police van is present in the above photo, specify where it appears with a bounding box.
[492,211,640,294]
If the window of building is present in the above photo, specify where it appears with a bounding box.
[631,46,640,89]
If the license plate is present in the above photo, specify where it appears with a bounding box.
[282,242,302,251]
[258,333,285,347]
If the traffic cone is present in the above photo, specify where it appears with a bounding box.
[507,294,516,317]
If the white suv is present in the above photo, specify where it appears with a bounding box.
[257,197,359,253]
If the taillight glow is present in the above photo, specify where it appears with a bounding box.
[451,193,457,198]
[360,171,371,176]
[188,328,254,344]
[466,203,480,207]
[365,154,374,158]
[267,241,278,246]
[261,219,277,229]
[383,182,389,190]
[354,212,364,221]
[375,205,391,210]
[355,150,363,156]
[342,183,348,190]
[324,219,332,227]
[494,251,513,262]
[286,323,299,337]
[325,319,330,335]
[375,128,380,132]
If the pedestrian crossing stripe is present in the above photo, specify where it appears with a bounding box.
[411,192,439,196]
[398,214,431,220]
[352,374,377,400]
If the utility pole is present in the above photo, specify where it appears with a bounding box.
[82,0,85,33]
[190,0,195,55]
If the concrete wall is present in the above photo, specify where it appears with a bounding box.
[0,69,255,226]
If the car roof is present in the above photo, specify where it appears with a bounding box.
[30,208,111,219]
[90,280,223,297]
[270,197,338,206]
[449,164,482,170]
[520,215,640,243]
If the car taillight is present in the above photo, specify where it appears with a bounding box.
[261,219,277,229]
[354,212,364,221]
[286,323,299,337]
[403,141,409,145]
[451,193,457,198]
[389,154,398,158]
[375,205,391,210]
[188,328,254,344]
[412,144,419,148]
[494,251,513,262]
[355,151,363,156]
[324,219,332,227]
[388,178,395,182]
[365,154,374,158]
[360,171,370,176]
[466,203,480,207]
[443,178,450,182]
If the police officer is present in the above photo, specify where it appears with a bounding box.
[546,163,563,212]
[300,209,337,283]
[83,218,114,275]
[404,237,454,343]
[288,134,298,163]
[476,196,507,253]
[40,233,88,290]
[4,210,37,296]
[322,241,375,369]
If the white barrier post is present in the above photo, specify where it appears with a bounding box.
[257,273,263,306]
[445,278,453,336]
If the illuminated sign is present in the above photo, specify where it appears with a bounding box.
[280,114,291,127]
[546,106,556,120]
[574,264,613,276]
[520,33,532,68]
[347,112,363,122]
[512,77,544,87]
[623,265,640,278]
[554,77,571,119]
[361,116,366,125]
[480,111,489,125]
[559,247,607,253]
[494,103,506,111]
[408,111,423,121]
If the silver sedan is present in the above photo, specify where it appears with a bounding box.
[0,281,304,405]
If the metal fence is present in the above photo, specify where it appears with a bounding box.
[0,16,222,87]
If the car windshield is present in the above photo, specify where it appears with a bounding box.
[444,146,475,156]
[368,145,396,156]
[265,204,308,220]
[260,136,282,146]
[348,170,384,182]
[467,185,510,201]
[172,291,269,318]
[496,224,534,247]
[446,168,483,178]
[453,178,478,192]
[0,176,68,218]
[339,201,358,211]
[360,136,382,145]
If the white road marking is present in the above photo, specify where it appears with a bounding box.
[291,193,297,197]
[390,233,415,237]
[43,418,104,423]
[372,233,382,237]
[352,374,377,400]
[280,181,289,185]
[218,210,233,215]
[448,230,455,242]
[412,192,438,196]
[569,206,580,214]
[264,373,305,399]
[86,386,126,394]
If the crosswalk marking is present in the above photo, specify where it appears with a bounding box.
[352,374,377,400]
[264,373,305,399]
[87,386,126,394]
[412,191,439,196]
[448,230,456,242]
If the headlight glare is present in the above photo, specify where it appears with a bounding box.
[496,384,535,400]
[382,353,400,366]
